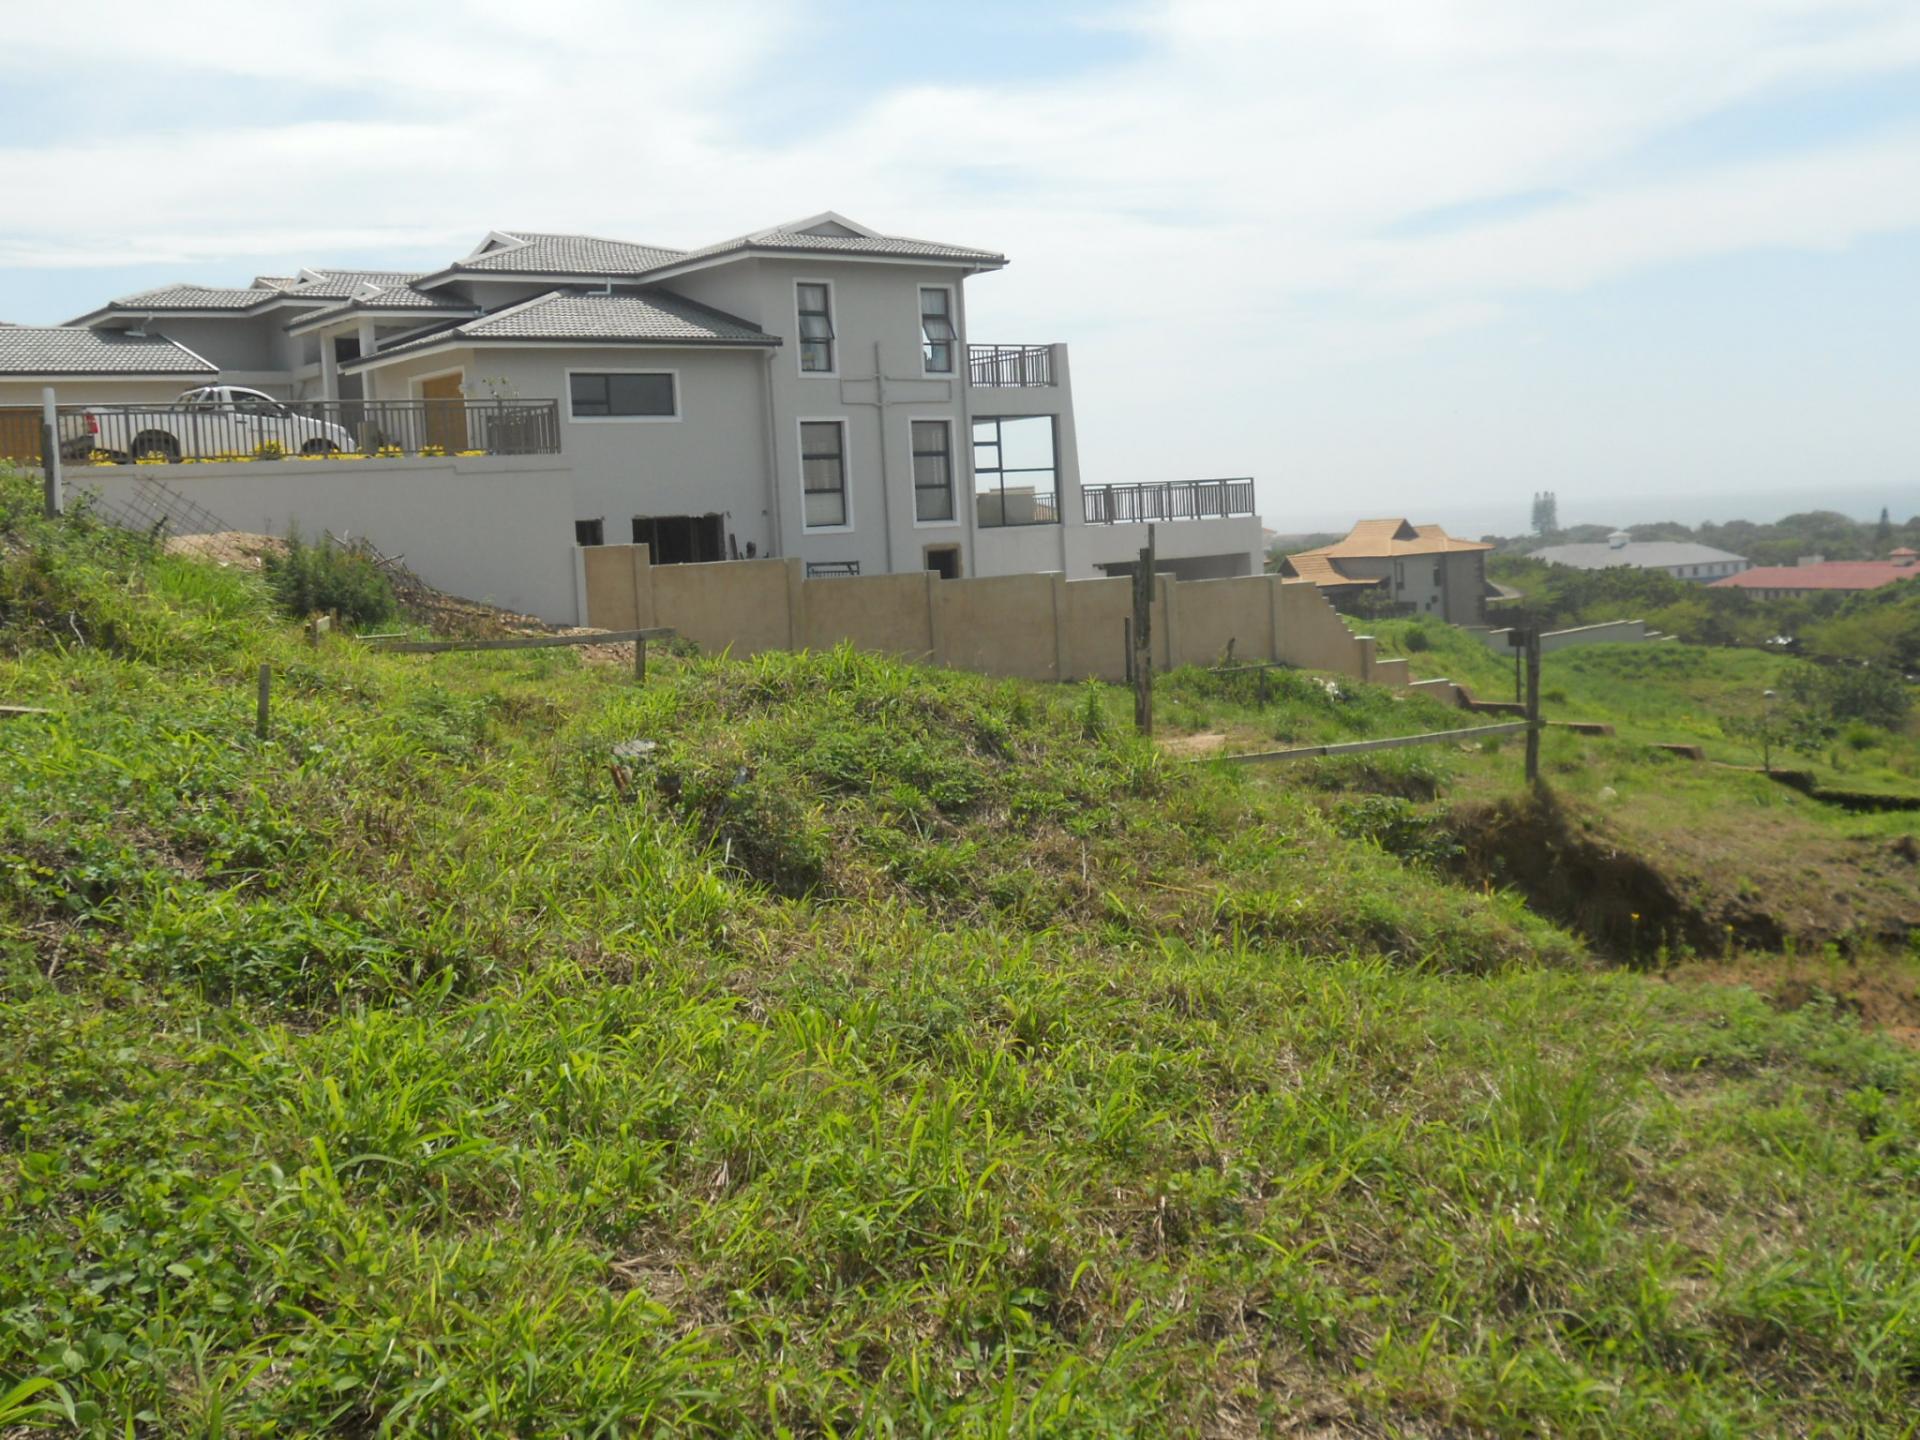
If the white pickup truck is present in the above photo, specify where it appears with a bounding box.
[66,386,357,461]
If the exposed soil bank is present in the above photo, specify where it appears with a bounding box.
[1445,790,1916,961]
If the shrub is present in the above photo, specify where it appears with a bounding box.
[1783,664,1911,732]
[261,532,396,629]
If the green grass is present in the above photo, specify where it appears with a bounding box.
[3,474,1919,1435]
[1366,618,1920,793]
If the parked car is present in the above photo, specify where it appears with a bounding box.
[64,386,356,461]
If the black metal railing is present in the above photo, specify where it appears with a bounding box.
[967,344,1054,388]
[56,398,561,464]
[976,488,1059,528]
[1081,478,1255,525]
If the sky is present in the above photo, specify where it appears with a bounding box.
[4,0,1918,535]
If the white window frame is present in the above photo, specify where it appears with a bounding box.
[564,367,681,424]
[795,279,838,378]
[796,416,854,533]
[918,284,957,378]
[907,414,960,528]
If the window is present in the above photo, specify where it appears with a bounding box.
[800,420,848,528]
[971,415,1058,527]
[575,518,604,546]
[924,545,961,579]
[631,514,726,564]
[797,283,835,373]
[911,419,955,522]
[920,287,955,373]
[569,371,676,419]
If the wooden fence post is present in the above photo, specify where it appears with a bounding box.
[1524,628,1542,787]
[256,663,271,740]
[634,634,647,683]
[1132,525,1156,736]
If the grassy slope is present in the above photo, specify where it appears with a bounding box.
[1141,620,1920,952]
[2,480,1919,1435]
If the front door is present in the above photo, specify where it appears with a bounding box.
[0,408,42,463]
[419,372,466,454]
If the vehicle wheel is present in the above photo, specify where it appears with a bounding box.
[301,439,339,456]
[131,431,180,463]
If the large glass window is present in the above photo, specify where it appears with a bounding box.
[920,287,955,373]
[570,372,676,418]
[911,419,954,522]
[801,420,848,528]
[972,415,1058,527]
[797,283,835,373]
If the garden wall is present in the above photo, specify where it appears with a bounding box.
[582,545,1399,687]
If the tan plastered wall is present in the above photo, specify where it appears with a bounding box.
[583,546,1395,688]
[652,559,792,656]
[1060,576,1136,681]
[1167,576,1272,668]
[802,571,936,659]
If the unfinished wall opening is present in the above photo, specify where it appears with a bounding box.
[973,415,1058,527]
[924,544,961,579]
[632,514,726,565]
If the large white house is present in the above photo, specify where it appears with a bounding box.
[5,214,1261,592]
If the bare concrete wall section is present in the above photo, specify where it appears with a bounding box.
[1060,575,1137,681]
[1170,576,1273,668]
[804,570,935,660]
[1277,579,1374,675]
[653,557,793,657]
[582,545,1399,691]
[77,456,580,623]
[937,573,1060,681]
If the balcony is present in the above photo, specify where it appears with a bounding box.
[1082,478,1256,525]
[968,344,1055,388]
[57,397,562,464]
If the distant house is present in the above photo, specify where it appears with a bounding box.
[1531,531,1749,582]
[1709,549,1918,600]
[1280,519,1495,625]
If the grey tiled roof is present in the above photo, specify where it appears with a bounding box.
[286,270,423,298]
[0,326,216,376]
[290,284,479,330]
[350,289,776,365]
[453,233,687,276]
[1532,541,1749,570]
[106,284,284,312]
[95,273,414,315]
[668,228,1006,267]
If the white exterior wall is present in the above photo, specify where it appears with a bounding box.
[73,455,579,622]
[352,342,777,558]
[673,258,976,577]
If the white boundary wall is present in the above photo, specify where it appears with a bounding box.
[74,457,580,623]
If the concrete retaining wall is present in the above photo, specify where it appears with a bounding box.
[582,544,1398,687]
